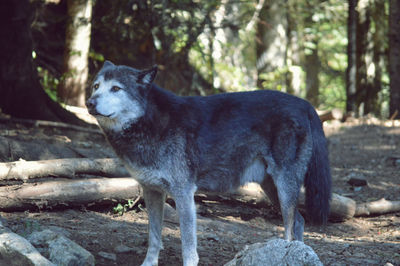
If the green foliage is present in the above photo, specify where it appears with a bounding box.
[112,199,139,216]
[189,0,257,92]
[89,50,105,63]
[77,0,390,113]
[37,66,59,102]
[188,0,355,110]
[259,67,293,93]
[311,0,348,110]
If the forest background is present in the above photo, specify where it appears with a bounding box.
[0,0,399,124]
[0,1,399,265]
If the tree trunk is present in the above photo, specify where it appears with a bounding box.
[354,0,384,117]
[304,43,320,107]
[355,198,400,216]
[58,0,92,107]
[389,0,400,119]
[256,0,289,90]
[346,0,358,114]
[363,0,385,116]
[0,0,86,126]
[355,0,372,116]
[0,178,141,211]
[0,158,129,181]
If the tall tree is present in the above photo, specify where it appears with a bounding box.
[389,0,400,119]
[0,0,84,125]
[304,43,320,107]
[256,0,289,90]
[354,0,371,116]
[303,3,320,107]
[364,0,385,115]
[350,0,386,116]
[58,0,92,107]
[346,0,357,114]
[91,0,217,96]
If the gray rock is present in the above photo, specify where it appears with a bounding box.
[107,221,123,231]
[164,203,179,223]
[98,251,117,261]
[0,227,54,266]
[203,232,220,242]
[27,229,94,266]
[130,245,146,255]
[43,226,71,238]
[114,244,134,254]
[347,176,368,187]
[347,257,380,265]
[224,239,322,266]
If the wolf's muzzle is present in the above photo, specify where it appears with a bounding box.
[86,98,98,115]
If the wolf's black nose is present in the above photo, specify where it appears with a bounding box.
[86,98,96,109]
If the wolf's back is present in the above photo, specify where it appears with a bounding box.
[304,106,332,224]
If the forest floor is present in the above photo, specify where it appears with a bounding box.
[0,112,399,266]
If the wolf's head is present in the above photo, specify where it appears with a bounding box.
[86,61,157,132]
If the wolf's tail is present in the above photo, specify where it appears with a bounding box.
[304,106,332,224]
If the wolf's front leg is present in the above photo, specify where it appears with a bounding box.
[141,187,166,266]
[174,187,199,266]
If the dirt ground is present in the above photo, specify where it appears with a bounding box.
[0,115,399,266]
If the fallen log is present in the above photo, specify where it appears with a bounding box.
[318,108,344,123]
[203,184,400,221]
[0,116,101,134]
[0,177,140,211]
[355,198,400,216]
[304,192,356,221]
[207,184,357,221]
[1,157,398,218]
[0,158,129,181]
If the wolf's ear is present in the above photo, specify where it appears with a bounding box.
[103,60,115,68]
[138,65,158,85]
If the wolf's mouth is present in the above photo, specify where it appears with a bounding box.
[98,112,114,118]
[104,112,114,117]
[88,109,114,118]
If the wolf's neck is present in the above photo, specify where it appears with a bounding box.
[102,84,188,167]
[103,118,161,167]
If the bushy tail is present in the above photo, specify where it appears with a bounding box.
[304,106,332,224]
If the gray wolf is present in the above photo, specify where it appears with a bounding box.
[86,61,332,266]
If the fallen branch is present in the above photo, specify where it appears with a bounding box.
[0,158,129,181]
[312,192,356,221]
[202,184,356,221]
[1,158,399,218]
[203,184,399,221]
[355,198,400,216]
[318,108,343,123]
[0,177,141,211]
[0,116,101,134]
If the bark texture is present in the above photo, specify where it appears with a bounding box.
[0,0,86,125]
[389,0,400,119]
[58,0,92,106]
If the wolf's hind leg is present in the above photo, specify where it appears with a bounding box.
[294,210,304,241]
[261,175,304,241]
[263,172,302,241]
[142,187,166,266]
[278,191,296,240]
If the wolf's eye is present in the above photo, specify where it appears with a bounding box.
[93,83,99,90]
[111,86,121,92]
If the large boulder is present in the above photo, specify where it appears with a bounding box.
[0,220,54,266]
[225,238,323,266]
[27,229,95,266]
